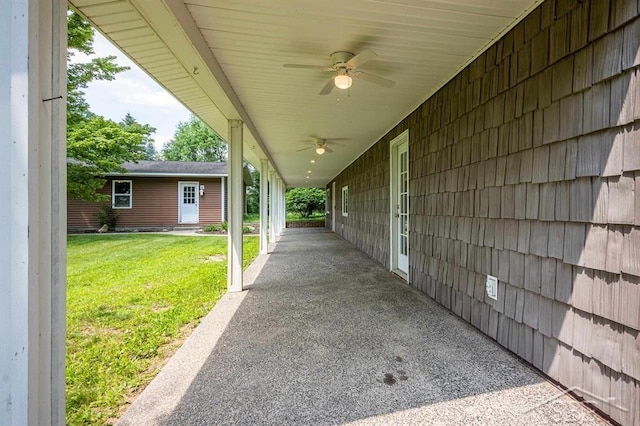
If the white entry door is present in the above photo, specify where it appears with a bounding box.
[179,182,199,224]
[391,132,409,276]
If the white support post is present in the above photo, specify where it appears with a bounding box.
[269,171,276,243]
[259,160,269,254]
[275,178,282,236]
[227,120,243,292]
[1,1,67,424]
[280,180,286,232]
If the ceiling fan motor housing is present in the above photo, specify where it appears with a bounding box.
[330,51,355,69]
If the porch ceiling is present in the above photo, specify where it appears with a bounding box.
[71,0,542,187]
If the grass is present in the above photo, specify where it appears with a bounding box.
[243,212,260,223]
[66,234,259,425]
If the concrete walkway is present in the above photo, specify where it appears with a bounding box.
[117,228,605,426]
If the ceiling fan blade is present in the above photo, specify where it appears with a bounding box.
[296,146,313,152]
[319,78,335,95]
[283,63,328,70]
[324,146,334,153]
[327,141,345,147]
[347,49,377,68]
[353,70,395,88]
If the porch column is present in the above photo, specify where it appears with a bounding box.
[278,179,285,234]
[259,160,268,254]
[227,120,243,292]
[280,180,286,232]
[0,1,67,424]
[275,178,282,236]
[269,171,276,243]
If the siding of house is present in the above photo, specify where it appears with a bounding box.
[68,177,224,231]
[329,1,640,423]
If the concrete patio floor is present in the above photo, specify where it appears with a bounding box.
[117,228,606,425]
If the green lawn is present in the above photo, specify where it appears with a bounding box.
[66,234,259,425]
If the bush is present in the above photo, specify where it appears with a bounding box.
[203,223,223,232]
[95,204,119,229]
[203,222,252,233]
[285,187,325,218]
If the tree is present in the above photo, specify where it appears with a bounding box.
[67,11,128,126]
[120,113,158,160]
[285,188,326,218]
[66,12,155,201]
[162,115,227,162]
[144,142,159,161]
[67,116,147,201]
[245,164,260,214]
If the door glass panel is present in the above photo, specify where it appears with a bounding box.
[183,186,195,204]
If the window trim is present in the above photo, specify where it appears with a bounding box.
[341,185,348,217]
[112,180,132,209]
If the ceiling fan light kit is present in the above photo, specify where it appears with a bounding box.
[315,146,326,155]
[334,71,352,90]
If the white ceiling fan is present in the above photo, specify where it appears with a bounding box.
[296,138,346,155]
[284,50,395,95]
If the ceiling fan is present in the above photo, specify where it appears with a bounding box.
[284,50,395,95]
[296,138,345,155]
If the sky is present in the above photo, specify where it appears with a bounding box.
[75,31,192,152]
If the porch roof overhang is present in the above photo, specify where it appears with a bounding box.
[70,0,542,187]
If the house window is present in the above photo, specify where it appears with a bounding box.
[342,186,348,217]
[112,180,132,209]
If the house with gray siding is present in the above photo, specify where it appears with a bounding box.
[3,0,639,424]
[327,3,640,423]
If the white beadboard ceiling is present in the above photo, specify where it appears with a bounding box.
[71,0,541,187]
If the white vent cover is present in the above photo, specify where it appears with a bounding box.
[486,275,498,301]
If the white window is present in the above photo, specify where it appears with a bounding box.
[112,180,132,209]
[342,186,348,217]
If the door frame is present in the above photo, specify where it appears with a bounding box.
[178,181,200,224]
[389,130,409,281]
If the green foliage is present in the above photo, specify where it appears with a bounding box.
[285,187,326,218]
[66,234,260,424]
[245,163,260,214]
[66,13,156,202]
[286,211,326,222]
[67,11,128,126]
[162,115,227,162]
[243,213,260,223]
[94,204,119,229]
[67,116,147,201]
[203,223,224,232]
[144,142,159,160]
[203,222,253,233]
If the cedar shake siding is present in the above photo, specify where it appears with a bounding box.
[68,177,223,231]
[328,1,640,423]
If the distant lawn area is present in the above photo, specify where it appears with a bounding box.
[66,234,259,425]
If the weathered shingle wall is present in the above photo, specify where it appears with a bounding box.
[331,132,404,268]
[330,1,640,423]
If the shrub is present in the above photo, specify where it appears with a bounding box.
[95,204,119,229]
[203,223,223,232]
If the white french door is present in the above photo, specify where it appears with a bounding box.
[391,132,409,277]
[179,182,199,224]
